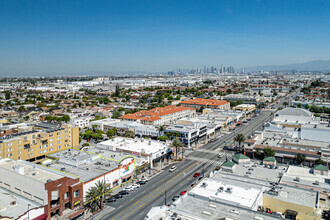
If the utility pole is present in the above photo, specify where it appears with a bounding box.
[27,204,31,220]
[160,190,167,205]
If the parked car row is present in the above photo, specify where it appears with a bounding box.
[106,177,149,203]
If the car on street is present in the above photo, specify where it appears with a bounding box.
[172,195,180,201]
[114,194,123,199]
[169,166,177,172]
[180,190,187,196]
[140,177,149,182]
[218,153,224,158]
[193,172,200,177]
[124,186,134,191]
[137,180,146,185]
[119,190,129,195]
[106,197,116,203]
[132,183,140,189]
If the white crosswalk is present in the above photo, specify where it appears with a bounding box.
[186,154,232,166]
[193,148,221,154]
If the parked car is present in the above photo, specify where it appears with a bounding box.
[169,166,177,172]
[132,183,140,189]
[193,172,201,178]
[106,197,116,203]
[125,186,134,191]
[119,190,129,195]
[114,194,123,199]
[172,195,180,201]
[137,180,146,185]
[140,177,149,182]
[180,190,187,196]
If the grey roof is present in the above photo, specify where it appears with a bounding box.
[277,108,312,117]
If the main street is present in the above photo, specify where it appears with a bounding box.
[95,109,275,220]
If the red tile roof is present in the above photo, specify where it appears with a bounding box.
[120,106,195,122]
[180,98,229,106]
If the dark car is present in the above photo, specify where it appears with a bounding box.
[172,195,180,201]
[106,197,116,203]
[137,180,146,185]
[114,194,122,199]
[119,190,129,195]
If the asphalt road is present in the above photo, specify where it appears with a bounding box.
[95,109,274,220]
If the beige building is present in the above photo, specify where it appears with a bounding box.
[0,123,79,162]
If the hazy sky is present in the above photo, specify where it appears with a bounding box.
[0,0,330,75]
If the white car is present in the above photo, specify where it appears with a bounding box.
[140,177,149,182]
[169,166,177,172]
[131,183,140,189]
[218,153,224,158]
[124,186,134,191]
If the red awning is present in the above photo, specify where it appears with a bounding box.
[237,122,243,124]
[33,213,47,220]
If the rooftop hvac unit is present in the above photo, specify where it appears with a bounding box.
[226,187,233,193]
[313,180,319,185]
[294,177,300,182]
[201,182,208,188]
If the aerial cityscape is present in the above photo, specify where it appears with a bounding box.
[0,1,329,220]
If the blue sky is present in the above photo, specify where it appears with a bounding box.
[0,0,329,74]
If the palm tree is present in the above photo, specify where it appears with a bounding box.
[172,137,183,160]
[95,180,110,210]
[85,186,99,212]
[157,125,166,136]
[124,130,135,138]
[234,133,245,153]
[283,101,288,107]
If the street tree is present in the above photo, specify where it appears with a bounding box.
[234,133,245,152]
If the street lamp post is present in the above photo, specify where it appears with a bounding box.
[160,190,167,205]
[27,204,31,220]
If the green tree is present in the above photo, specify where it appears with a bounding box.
[283,101,288,107]
[106,129,115,137]
[114,84,120,97]
[295,153,306,164]
[234,133,245,152]
[124,130,135,138]
[83,130,94,140]
[263,147,275,158]
[297,103,302,108]
[62,115,70,123]
[82,143,90,147]
[157,125,166,136]
[112,111,121,119]
[172,137,183,160]
[18,106,26,113]
[157,136,169,141]
[315,159,326,165]
[5,91,10,100]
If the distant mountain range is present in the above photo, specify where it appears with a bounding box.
[243,60,330,72]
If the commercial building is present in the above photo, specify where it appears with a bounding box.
[233,104,256,112]
[180,98,230,110]
[97,137,171,162]
[47,149,135,201]
[0,158,84,219]
[119,106,196,125]
[0,123,79,162]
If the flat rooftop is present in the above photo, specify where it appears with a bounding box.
[0,187,42,219]
[263,184,318,208]
[0,159,64,184]
[189,178,262,209]
[83,147,148,166]
[48,149,120,182]
[281,166,330,190]
[98,137,170,155]
[230,162,286,183]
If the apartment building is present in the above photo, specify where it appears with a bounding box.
[180,98,230,110]
[0,123,79,162]
[120,106,196,125]
[0,159,84,219]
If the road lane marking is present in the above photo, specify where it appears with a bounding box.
[111,161,198,220]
